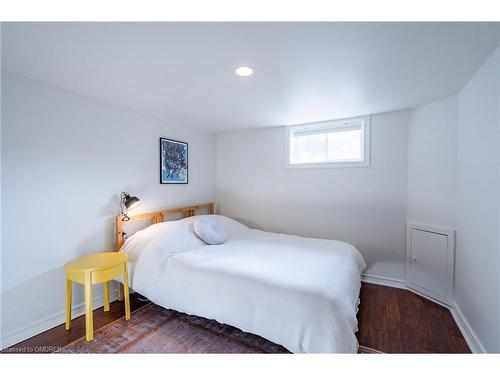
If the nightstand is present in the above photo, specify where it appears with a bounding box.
[64,252,130,341]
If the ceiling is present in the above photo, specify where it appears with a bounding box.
[2,22,499,133]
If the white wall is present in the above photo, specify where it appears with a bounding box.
[216,110,409,281]
[408,47,500,353]
[0,71,217,347]
[455,47,500,353]
[407,95,458,227]
[0,23,3,348]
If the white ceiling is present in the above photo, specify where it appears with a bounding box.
[2,22,499,133]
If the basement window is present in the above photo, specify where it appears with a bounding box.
[287,116,370,168]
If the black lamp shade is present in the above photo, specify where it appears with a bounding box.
[124,195,140,210]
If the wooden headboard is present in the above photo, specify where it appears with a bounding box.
[114,202,214,251]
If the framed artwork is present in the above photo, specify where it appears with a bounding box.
[160,137,188,184]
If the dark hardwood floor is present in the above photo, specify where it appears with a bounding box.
[3,283,470,353]
[2,294,150,353]
[357,283,470,353]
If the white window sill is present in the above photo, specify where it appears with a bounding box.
[285,160,370,169]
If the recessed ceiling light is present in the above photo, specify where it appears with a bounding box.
[235,66,254,77]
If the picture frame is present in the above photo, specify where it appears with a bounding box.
[160,137,188,184]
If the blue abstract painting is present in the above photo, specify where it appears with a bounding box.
[160,138,188,184]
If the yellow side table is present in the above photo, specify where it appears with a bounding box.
[64,252,130,341]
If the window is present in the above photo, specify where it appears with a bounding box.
[287,116,370,168]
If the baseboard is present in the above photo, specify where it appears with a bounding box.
[361,273,407,290]
[0,288,118,350]
[405,285,452,309]
[449,303,486,353]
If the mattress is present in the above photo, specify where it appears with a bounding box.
[120,215,366,353]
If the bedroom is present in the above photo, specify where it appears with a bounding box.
[1,1,500,373]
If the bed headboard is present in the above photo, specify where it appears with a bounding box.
[114,202,214,250]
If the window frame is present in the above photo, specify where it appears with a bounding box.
[286,115,371,169]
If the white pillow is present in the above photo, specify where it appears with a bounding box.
[193,217,228,245]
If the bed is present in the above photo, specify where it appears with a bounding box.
[116,203,366,353]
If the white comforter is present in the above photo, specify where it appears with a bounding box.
[120,215,366,353]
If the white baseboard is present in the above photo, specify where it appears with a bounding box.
[449,303,486,353]
[0,288,118,350]
[361,272,407,290]
[405,285,451,309]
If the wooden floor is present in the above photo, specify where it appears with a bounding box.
[3,282,470,353]
[2,295,150,353]
[357,283,470,353]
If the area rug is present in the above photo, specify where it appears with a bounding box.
[57,303,381,354]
